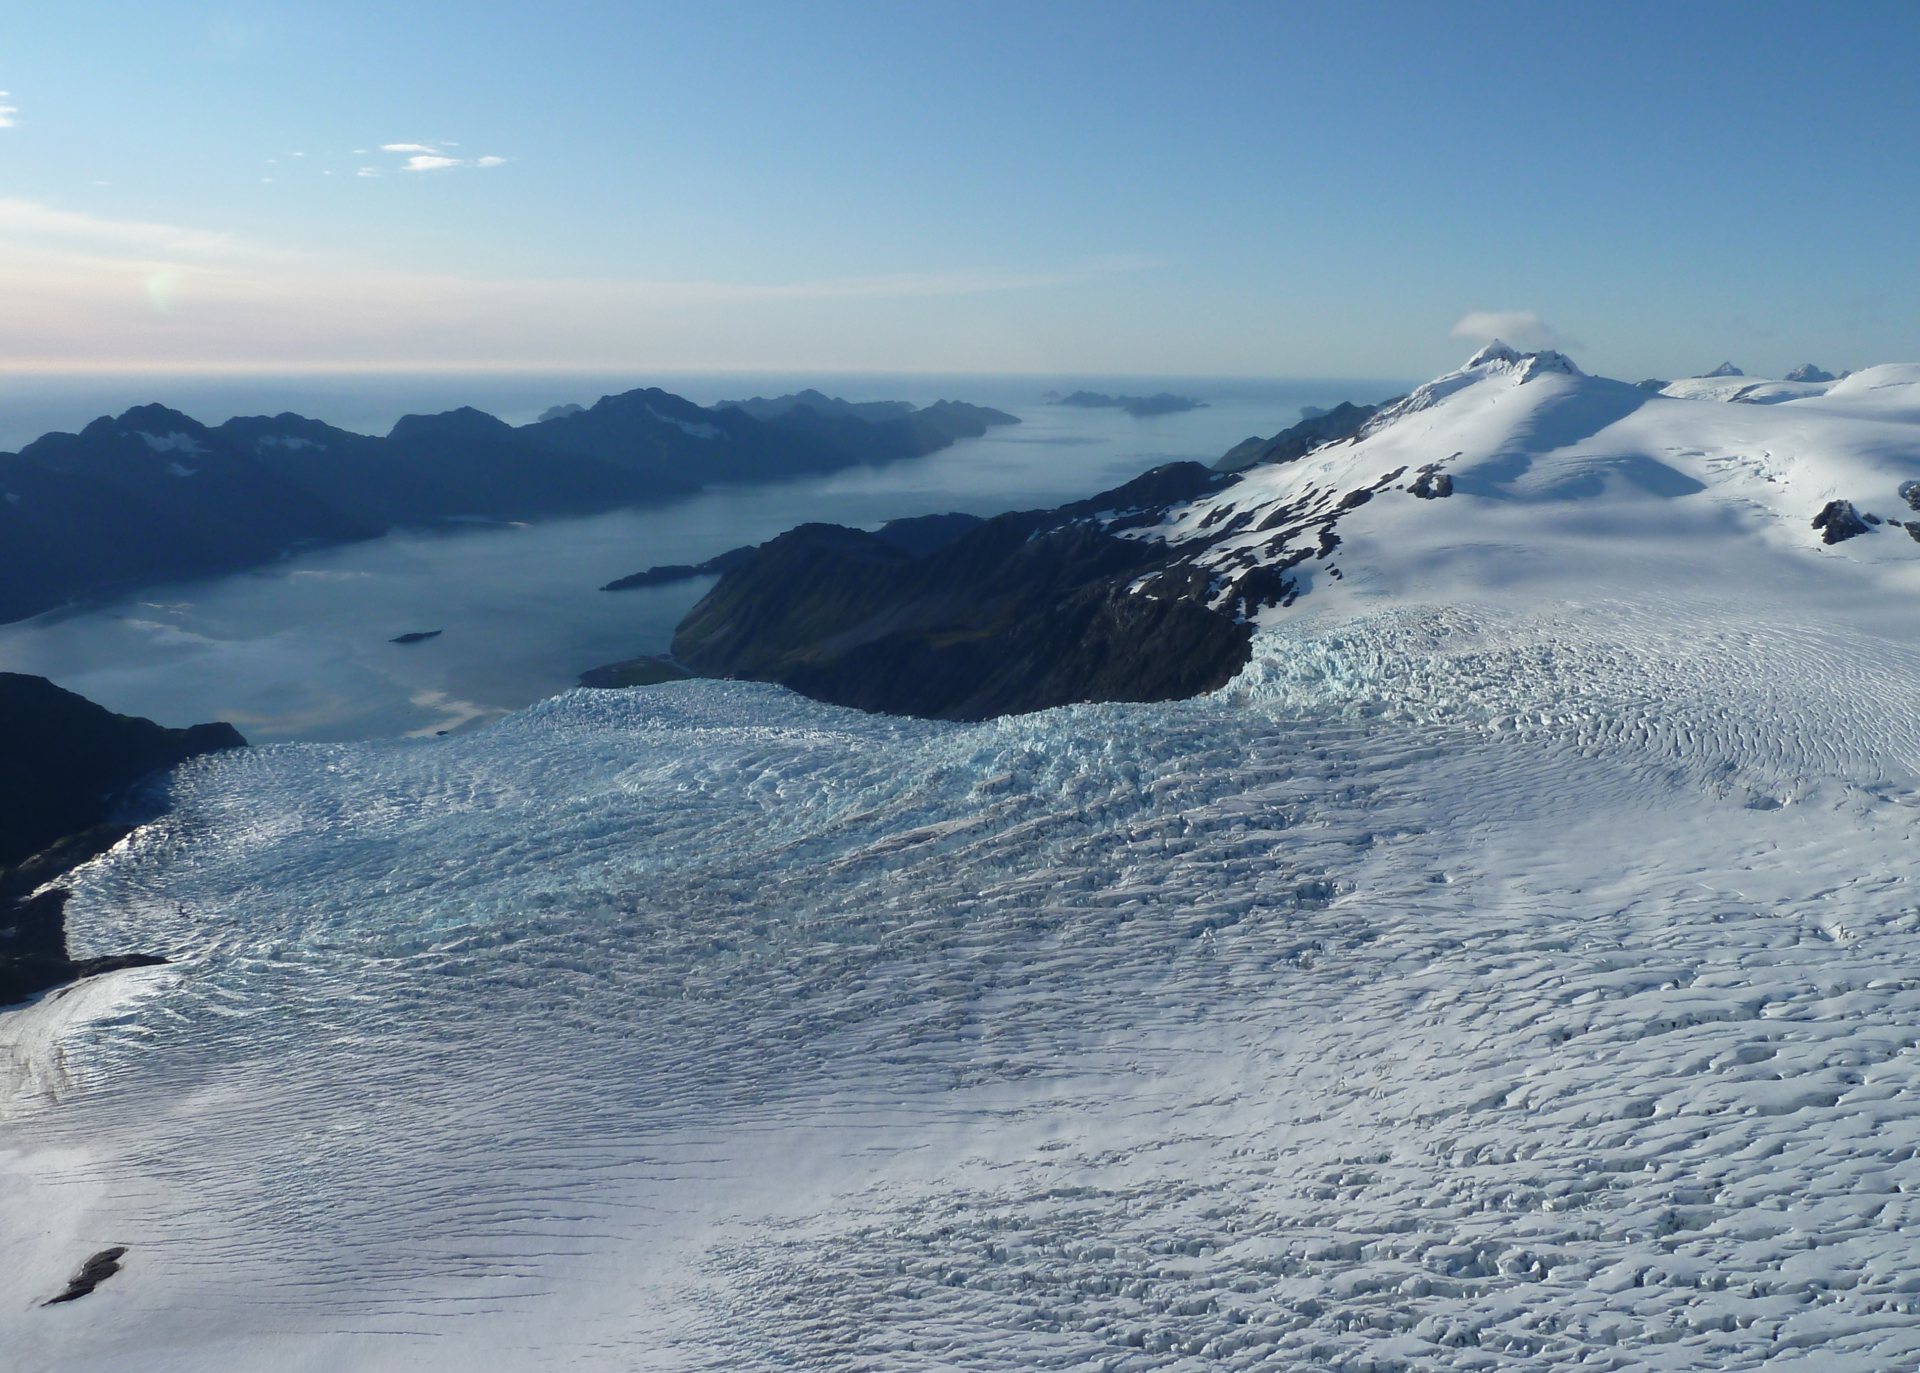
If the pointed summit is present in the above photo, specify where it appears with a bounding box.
[1704,361,1745,378]
[1466,339,1524,369]
[1459,341,1582,378]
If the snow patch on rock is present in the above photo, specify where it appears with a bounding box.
[646,405,723,440]
[136,431,206,455]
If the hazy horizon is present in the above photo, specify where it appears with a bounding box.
[5,3,1917,382]
[0,367,1419,453]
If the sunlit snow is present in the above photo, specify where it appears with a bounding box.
[6,350,1920,1370]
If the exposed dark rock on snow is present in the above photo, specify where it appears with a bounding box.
[43,1248,129,1306]
[1214,400,1382,473]
[1813,499,1872,544]
[1786,363,1837,383]
[1704,361,1745,378]
[1409,466,1454,499]
[1900,480,1920,512]
[0,674,243,1006]
[1636,378,1669,392]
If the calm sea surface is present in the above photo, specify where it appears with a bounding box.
[0,373,1407,740]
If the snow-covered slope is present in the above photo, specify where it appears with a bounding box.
[6,346,1920,1371]
[1657,374,1832,403]
[1154,341,1920,625]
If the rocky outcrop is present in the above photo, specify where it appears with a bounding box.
[1786,364,1836,384]
[1813,499,1872,544]
[0,675,244,1006]
[1215,401,1382,474]
[44,1248,128,1306]
[1704,362,1745,378]
[672,465,1250,720]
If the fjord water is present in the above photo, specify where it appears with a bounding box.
[0,373,1399,741]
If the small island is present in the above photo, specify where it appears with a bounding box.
[390,629,444,645]
[1053,391,1206,418]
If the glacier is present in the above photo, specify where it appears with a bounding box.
[6,350,1920,1370]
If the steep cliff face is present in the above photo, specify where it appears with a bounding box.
[0,674,244,1005]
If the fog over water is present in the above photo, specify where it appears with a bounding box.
[0,373,1406,740]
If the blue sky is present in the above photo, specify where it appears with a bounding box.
[3,1,1917,379]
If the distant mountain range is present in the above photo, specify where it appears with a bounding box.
[0,387,1017,624]
[716,391,1018,465]
[1050,390,1206,417]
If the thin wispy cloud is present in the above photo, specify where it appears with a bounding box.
[0,92,17,129]
[370,142,510,173]
[0,199,1155,370]
[1450,310,1582,354]
[403,153,509,172]
[0,197,246,258]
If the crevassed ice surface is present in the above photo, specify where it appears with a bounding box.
[8,593,1920,1371]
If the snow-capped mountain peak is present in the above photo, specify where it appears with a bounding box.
[1455,339,1584,378]
[1364,342,1588,433]
[1463,338,1524,368]
[1134,346,1920,632]
[1459,339,1584,378]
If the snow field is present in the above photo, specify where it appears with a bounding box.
[6,346,1920,1368]
[2,585,1917,1368]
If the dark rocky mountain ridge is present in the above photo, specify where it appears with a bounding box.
[603,512,989,592]
[669,463,1301,719]
[0,386,1018,625]
[1214,400,1384,473]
